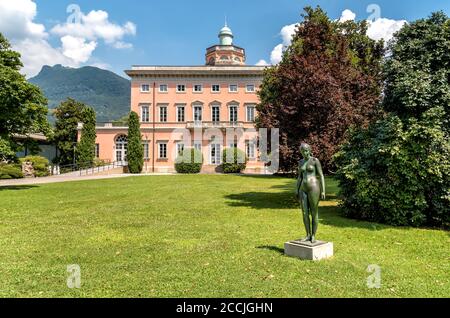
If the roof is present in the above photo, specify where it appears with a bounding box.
[125,65,267,77]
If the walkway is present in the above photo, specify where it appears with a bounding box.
[0,173,175,187]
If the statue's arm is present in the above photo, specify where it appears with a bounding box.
[315,158,326,199]
[296,161,303,197]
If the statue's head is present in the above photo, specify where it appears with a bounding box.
[300,143,312,158]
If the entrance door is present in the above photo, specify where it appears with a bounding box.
[115,135,128,163]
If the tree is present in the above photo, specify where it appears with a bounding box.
[256,7,384,173]
[335,12,450,228]
[127,111,143,173]
[175,148,203,174]
[76,107,96,168]
[0,33,50,162]
[52,98,87,165]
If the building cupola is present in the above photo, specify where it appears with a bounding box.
[205,22,246,66]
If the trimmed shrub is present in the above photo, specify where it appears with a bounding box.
[175,148,203,174]
[0,163,24,179]
[222,148,247,174]
[127,111,144,174]
[20,156,50,177]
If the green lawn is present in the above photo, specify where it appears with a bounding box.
[0,175,448,298]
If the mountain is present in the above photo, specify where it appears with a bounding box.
[29,64,130,122]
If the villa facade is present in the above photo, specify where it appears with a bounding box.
[88,25,267,173]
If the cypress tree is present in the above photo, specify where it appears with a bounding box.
[127,111,143,173]
[76,107,96,168]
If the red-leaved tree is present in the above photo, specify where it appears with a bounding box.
[257,7,384,173]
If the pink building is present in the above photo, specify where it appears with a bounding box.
[90,24,267,173]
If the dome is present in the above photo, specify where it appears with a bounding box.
[218,24,233,45]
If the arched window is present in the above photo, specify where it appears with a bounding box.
[115,135,128,162]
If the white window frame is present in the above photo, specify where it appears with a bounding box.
[143,141,150,160]
[229,104,238,123]
[246,140,256,160]
[210,143,221,165]
[141,84,150,93]
[211,105,220,123]
[176,105,186,122]
[176,84,186,93]
[193,105,203,123]
[159,105,168,122]
[229,84,238,93]
[158,142,168,159]
[159,84,168,93]
[141,104,150,122]
[246,84,255,93]
[193,84,203,93]
[246,105,256,122]
[211,84,221,93]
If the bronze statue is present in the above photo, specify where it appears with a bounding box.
[296,143,326,243]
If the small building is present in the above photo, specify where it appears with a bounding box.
[14,133,57,163]
[85,24,267,173]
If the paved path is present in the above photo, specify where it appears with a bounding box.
[0,173,175,187]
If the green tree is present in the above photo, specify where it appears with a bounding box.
[52,98,87,165]
[76,107,96,168]
[0,33,50,162]
[127,111,143,173]
[335,12,450,228]
[256,7,384,173]
[222,148,247,173]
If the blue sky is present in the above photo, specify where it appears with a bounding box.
[1,0,449,78]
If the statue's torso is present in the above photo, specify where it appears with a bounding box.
[299,158,320,193]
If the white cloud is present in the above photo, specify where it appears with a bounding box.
[337,9,407,43]
[0,0,136,77]
[51,10,136,49]
[260,10,407,65]
[255,59,269,66]
[270,44,284,65]
[61,35,97,64]
[367,18,407,42]
[339,9,356,22]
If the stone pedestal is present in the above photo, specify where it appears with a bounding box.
[284,240,333,261]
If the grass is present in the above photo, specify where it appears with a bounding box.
[0,175,448,298]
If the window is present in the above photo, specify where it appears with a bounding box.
[229,84,238,92]
[141,105,150,122]
[194,106,202,123]
[159,84,168,92]
[194,142,202,152]
[246,84,255,93]
[212,106,220,123]
[246,141,256,159]
[176,84,186,92]
[95,144,100,158]
[210,143,221,164]
[141,84,150,92]
[211,84,220,93]
[176,142,185,155]
[159,106,168,122]
[158,143,167,159]
[177,106,185,122]
[143,141,150,159]
[193,84,203,92]
[115,135,128,162]
[246,105,255,122]
[229,105,238,123]
[229,142,237,149]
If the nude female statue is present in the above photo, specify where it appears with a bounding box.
[295,143,326,243]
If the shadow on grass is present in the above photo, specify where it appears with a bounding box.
[256,245,285,255]
[0,185,39,191]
